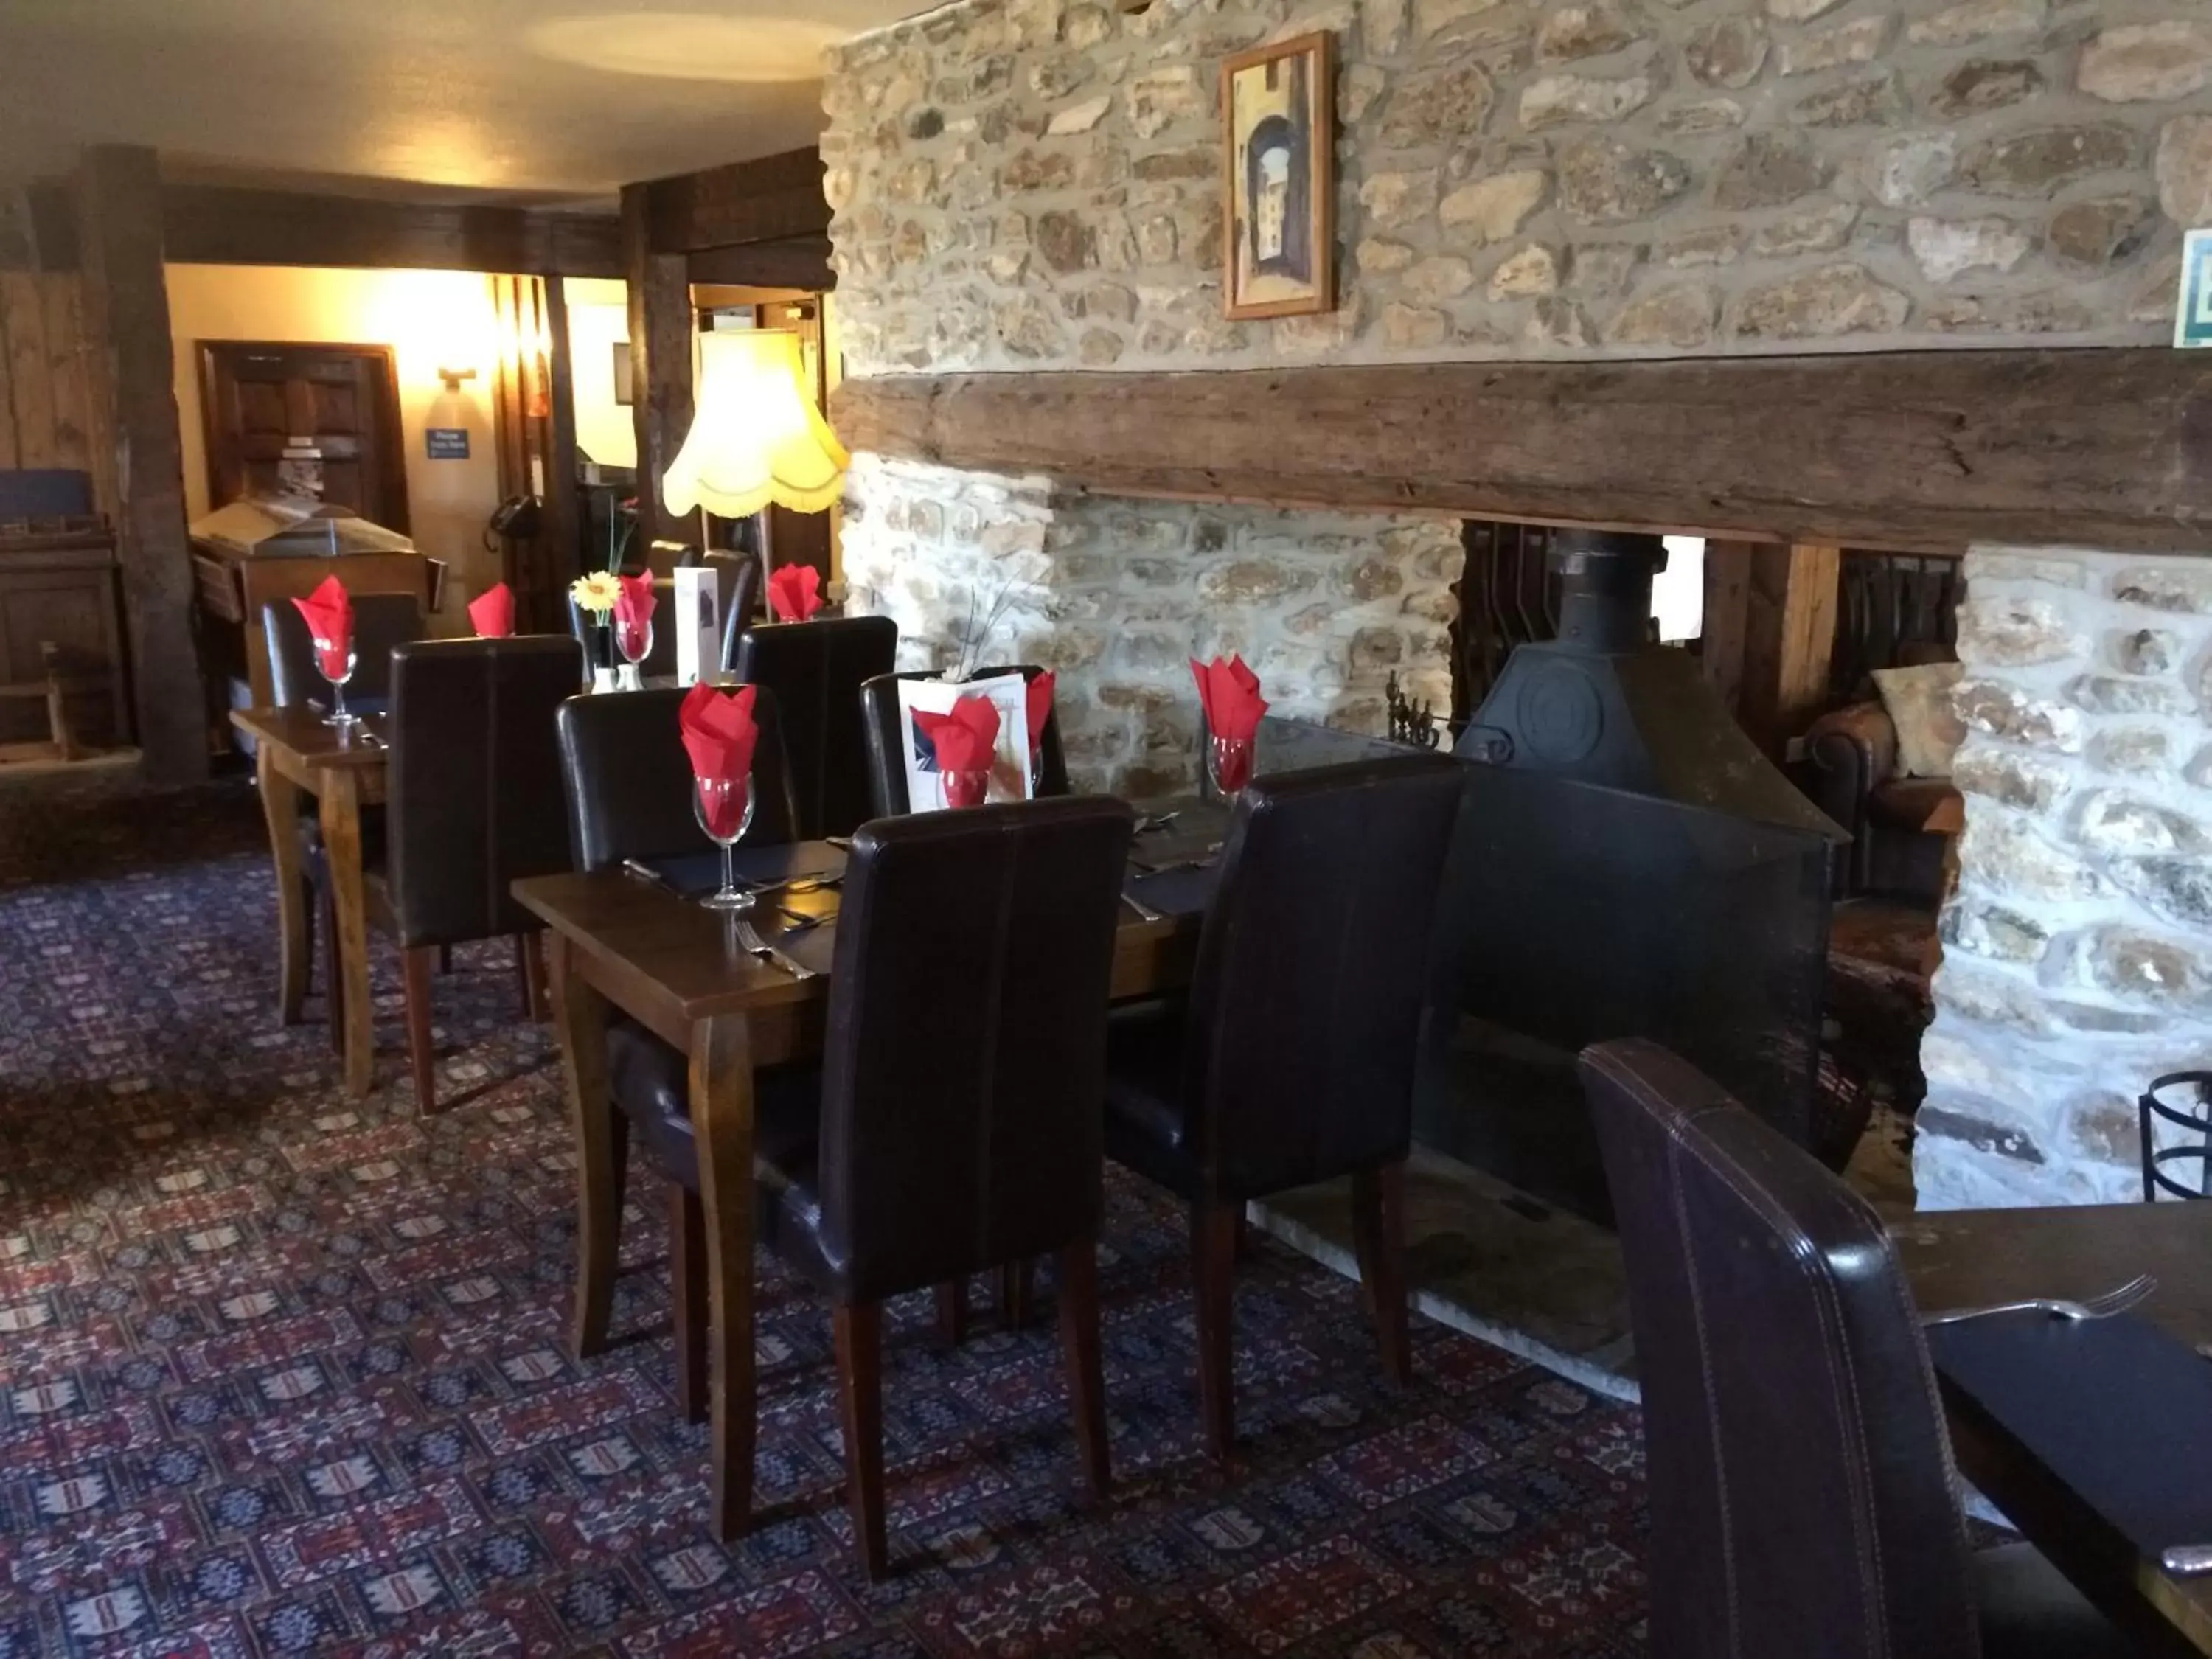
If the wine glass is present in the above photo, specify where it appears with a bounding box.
[615,613,653,692]
[943,768,989,809]
[316,638,358,728]
[692,773,757,911]
[1207,733,1253,802]
[1028,743,1045,799]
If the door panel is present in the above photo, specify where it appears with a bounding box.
[198,342,409,532]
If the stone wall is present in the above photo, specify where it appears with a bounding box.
[823,0,2212,375]
[841,453,1463,793]
[1917,546,2212,1208]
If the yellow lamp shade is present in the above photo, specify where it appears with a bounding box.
[661,330,849,518]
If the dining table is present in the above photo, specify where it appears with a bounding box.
[232,702,390,1098]
[1894,1200,2212,1657]
[511,806,1222,1539]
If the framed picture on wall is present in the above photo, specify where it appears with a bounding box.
[1220,31,1335,321]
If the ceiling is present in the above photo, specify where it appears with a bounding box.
[0,1,936,204]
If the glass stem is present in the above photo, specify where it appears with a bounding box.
[721,841,735,898]
[333,681,347,720]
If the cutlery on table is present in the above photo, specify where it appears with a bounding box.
[1121,891,1165,923]
[2164,1545,2212,1578]
[1134,812,1180,834]
[771,905,826,934]
[1129,854,1214,875]
[1921,1273,2155,1327]
[733,917,816,978]
[824,835,856,850]
[757,870,842,894]
[621,858,675,891]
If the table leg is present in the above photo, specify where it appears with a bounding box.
[319,769,375,1098]
[692,1012,757,1540]
[256,745,309,1023]
[552,936,622,1359]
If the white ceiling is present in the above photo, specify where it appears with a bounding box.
[0,1,935,203]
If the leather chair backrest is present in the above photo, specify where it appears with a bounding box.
[705,551,762,674]
[554,684,801,871]
[731,615,898,839]
[1180,755,1464,1199]
[386,637,584,947]
[818,797,1135,1301]
[1578,1038,1982,1659]
[262,594,424,708]
[567,580,681,680]
[860,664,1071,818]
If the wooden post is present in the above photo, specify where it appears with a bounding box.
[540,274,581,627]
[622,183,695,561]
[1700,540,1753,719]
[75,145,207,784]
[1733,542,1841,760]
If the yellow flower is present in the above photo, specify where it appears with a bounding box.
[570,571,622,615]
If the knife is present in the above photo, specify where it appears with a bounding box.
[2163,1545,2212,1577]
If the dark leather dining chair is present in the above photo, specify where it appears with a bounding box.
[568,580,681,681]
[262,594,426,1039]
[554,684,801,871]
[599,797,1133,1573]
[262,594,425,709]
[372,636,582,1110]
[859,664,1071,818]
[1578,1039,2137,1659]
[1102,754,1465,1464]
[730,615,898,839]
[704,550,762,674]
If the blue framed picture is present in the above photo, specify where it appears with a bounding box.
[2178,228,2212,349]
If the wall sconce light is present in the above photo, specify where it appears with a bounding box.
[437,364,479,394]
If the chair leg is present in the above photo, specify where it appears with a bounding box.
[1001,1258,1034,1329]
[400,945,438,1113]
[1057,1241,1110,1498]
[1352,1161,1413,1388]
[936,1279,967,1349]
[300,877,319,998]
[669,1184,709,1424]
[521,934,550,1022]
[1193,1199,1239,1467]
[834,1302,888,1579]
[321,888,343,1054]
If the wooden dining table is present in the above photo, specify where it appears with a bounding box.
[512,818,1216,1538]
[1895,1200,2212,1657]
[232,703,389,1098]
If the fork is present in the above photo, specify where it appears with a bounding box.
[733,916,815,978]
[1921,1273,2154,1327]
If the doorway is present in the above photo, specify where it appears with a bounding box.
[197,341,410,531]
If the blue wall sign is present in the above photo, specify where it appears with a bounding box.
[425,428,471,459]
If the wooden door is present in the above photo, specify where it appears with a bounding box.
[198,342,410,532]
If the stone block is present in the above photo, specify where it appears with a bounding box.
[2112,564,2212,614]
[1907,215,2032,284]
[1607,283,1717,348]
[1685,16,1767,88]
[2109,856,2212,931]
[1382,63,1497,148]
[1906,0,2046,48]
[1711,131,1832,211]
[1659,97,1747,135]
[1734,264,1911,341]
[2160,116,2212,226]
[1401,256,1476,305]
[1557,139,1692,223]
[1955,595,2085,665]
[1777,15,1890,76]
[1359,236,1418,274]
[1520,72,1654,129]
[1917,1103,2048,1166]
[1953,745,2073,812]
[1959,812,2106,901]
[1953,683,2082,751]
[1942,897,2052,964]
[1967,552,2087,588]
[1538,5,1637,63]
[2075,789,2207,856]
[1930,58,2045,118]
[1489,243,1560,296]
[1754,202,1860,258]
[1360,169,1442,229]
[1794,73,1905,128]
[2067,675,2194,717]
[2079,21,2212,104]
[1439,169,1548,240]
[1961,125,2135,198]
[2054,925,2207,1006]
[1864,131,1959,207]
[2090,727,2171,776]
[2048,196,2157,270]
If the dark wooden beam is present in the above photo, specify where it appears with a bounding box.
[540,273,582,619]
[642,148,827,254]
[161,185,621,277]
[688,234,835,291]
[835,350,2212,555]
[622,183,695,554]
[76,145,206,784]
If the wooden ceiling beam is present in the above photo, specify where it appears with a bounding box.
[688,234,835,291]
[640,148,828,254]
[833,350,2212,556]
[160,185,622,277]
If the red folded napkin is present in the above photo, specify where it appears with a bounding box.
[914,693,1000,775]
[1026,670,1055,747]
[1191,654,1267,741]
[768,564,821,622]
[614,574,656,660]
[467,582,514,638]
[292,575,354,681]
[678,684,759,839]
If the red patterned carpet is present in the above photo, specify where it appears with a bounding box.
[0,782,1648,1657]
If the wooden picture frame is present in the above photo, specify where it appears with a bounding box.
[1220,32,1336,321]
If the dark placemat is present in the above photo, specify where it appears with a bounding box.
[1927,1310,2212,1557]
[1127,861,1216,918]
[649,841,846,898]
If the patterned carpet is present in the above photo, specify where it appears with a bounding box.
[0,782,1648,1658]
